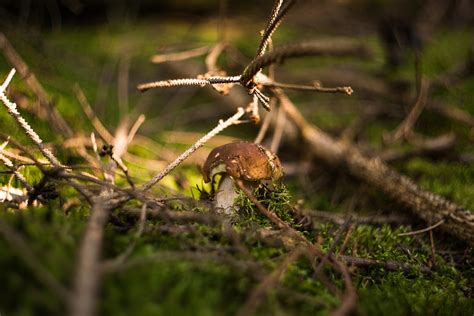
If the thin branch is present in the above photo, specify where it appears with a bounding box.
[0,150,34,192]
[141,108,246,191]
[261,80,353,95]
[137,76,241,92]
[109,154,135,189]
[254,105,274,143]
[270,104,286,153]
[397,219,445,237]
[241,41,372,87]
[70,199,111,316]
[126,114,145,145]
[74,84,114,144]
[151,45,210,64]
[0,69,63,168]
[205,43,227,74]
[256,0,297,57]
[385,78,430,144]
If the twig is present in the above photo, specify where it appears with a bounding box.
[74,85,114,143]
[90,133,106,179]
[385,78,430,144]
[270,104,286,153]
[109,154,135,189]
[70,199,112,316]
[237,246,305,316]
[141,107,246,191]
[256,0,297,57]
[397,219,445,237]
[205,43,227,74]
[0,150,34,192]
[241,41,372,87]
[137,76,241,92]
[261,80,353,95]
[150,45,210,64]
[254,105,274,143]
[0,69,63,168]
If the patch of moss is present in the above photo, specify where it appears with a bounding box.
[235,182,295,227]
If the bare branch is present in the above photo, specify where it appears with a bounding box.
[74,84,114,144]
[241,41,372,87]
[137,76,241,92]
[397,219,445,237]
[70,200,111,316]
[0,69,63,168]
[257,0,298,57]
[141,108,246,191]
[151,45,210,64]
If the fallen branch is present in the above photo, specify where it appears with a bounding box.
[70,199,112,316]
[276,89,474,245]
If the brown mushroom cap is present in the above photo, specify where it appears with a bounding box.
[203,141,283,183]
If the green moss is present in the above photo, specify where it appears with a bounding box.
[235,182,295,227]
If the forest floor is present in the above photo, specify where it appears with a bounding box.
[0,3,473,315]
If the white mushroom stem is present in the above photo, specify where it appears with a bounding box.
[213,175,239,215]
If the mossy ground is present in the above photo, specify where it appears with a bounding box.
[0,11,473,316]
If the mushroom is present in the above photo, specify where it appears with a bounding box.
[203,141,283,215]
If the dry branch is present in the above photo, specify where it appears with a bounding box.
[241,41,372,87]
[0,69,63,168]
[141,107,246,191]
[70,200,111,316]
[276,89,474,245]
